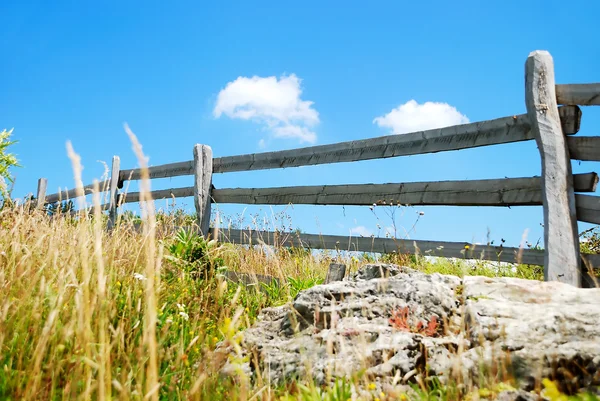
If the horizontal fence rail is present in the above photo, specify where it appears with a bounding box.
[106,173,598,208]
[574,194,600,225]
[45,179,111,204]
[111,108,585,182]
[568,137,600,161]
[556,83,600,106]
[119,161,194,182]
[211,174,599,207]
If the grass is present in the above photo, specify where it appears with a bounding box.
[3,203,597,400]
[1,135,598,400]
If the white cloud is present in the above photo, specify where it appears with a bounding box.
[214,74,319,144]
[373,100,469,135]
[350,226,373,237]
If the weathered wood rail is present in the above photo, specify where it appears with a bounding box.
[33,50,600,287]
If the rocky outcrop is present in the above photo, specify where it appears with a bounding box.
[220,264,600,398]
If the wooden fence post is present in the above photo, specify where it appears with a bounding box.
[193,144,213,238]
[36,178,47,210]
[108,156,121,230]
[325,263,347,284]
[525,50,581,287]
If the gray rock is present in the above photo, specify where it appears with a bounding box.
[351,263,409,281]
[220,264,600,396]
[496,390,540,401]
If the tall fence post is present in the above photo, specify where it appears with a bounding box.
[36,178,47,210]
[108,156,121,230]
[525,50,581,287]
[193,144,213,238]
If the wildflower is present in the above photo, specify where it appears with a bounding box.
[166,317,173,324]
[133,273,147,281]
[177,303,185,311]
[179,311,189,321]
[368,383,377,390]
[116,281,121,288]
[380,392,385,399]
[464,245,470,250]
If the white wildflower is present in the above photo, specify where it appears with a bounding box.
[133,273,147,281]
[179,311,189,321]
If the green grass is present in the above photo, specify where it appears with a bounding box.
[2,202,597,401]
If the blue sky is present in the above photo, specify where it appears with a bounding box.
[2,0,599,248]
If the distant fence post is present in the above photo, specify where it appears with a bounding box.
[193,144,213,238]
[108,156,121,230]
[36,178,47,210]
[525,50,581,287]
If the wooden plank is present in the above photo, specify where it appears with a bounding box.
[193,145,213,238]
[575,194,600,225]
[46,181,110,204]
[212,173,598,207]
[119,161,194,182]
[568,136,600,161]
[325,263,347,283]
[108,156,121,230]
[526,50,581,286]
[212,114,534,173]
[36,178,47,210]
[580,253,600,289]
[213,228,546,265]
[119,186,194,204]
[556,83,600,106]
[574,172,599,192]
[45,179,111,204]
[557,105,581,134]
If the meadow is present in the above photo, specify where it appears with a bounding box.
[3,198,598,401]
[1,129,599,400]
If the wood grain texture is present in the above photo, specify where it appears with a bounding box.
[120,161,194,182]
[212,173,598,207]
[45,180,111,204]
[108,156,121,230]
[556,83,600,105]
[325,263,347,283]
[568,136,600,161]
[212,114,533,173]
[118,186,194,204]
[36,178,47,210]
[193,145,213,238]
[526,50,581,286]
[575,194,600,225]
[557,105,582,134]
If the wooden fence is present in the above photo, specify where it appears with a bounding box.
[33,50,600,288]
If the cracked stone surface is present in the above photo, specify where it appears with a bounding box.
[220,264,600,396]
